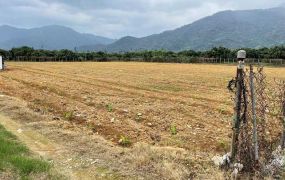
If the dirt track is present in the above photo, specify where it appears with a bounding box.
[0,62,285,179]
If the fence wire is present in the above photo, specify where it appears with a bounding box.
[229,65,285,175]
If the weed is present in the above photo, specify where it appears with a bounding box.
[87,123,96,133]
[63,111,74,121]
[216,140,229,152]
[106,104,113,112]
[118,136,131,147]
[218,107,227,115]
[162,136,185,147]
[135,113,143,122]
[170,124,177,135]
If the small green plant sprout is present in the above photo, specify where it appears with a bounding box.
[135,113,143,122]
[86,122,96,132]
[170,124,177,135]
[63,111,74,121]
[118,135,131,147]
[219,106,227,115]
[106,104,113,112]
[217,140,229,152]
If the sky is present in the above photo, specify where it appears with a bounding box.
[0,0,284,38]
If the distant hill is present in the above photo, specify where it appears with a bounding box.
[94,6,285,52]
[0,25,115,50]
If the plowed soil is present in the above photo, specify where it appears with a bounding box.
[0,62,285,179]
[1,62,285,152]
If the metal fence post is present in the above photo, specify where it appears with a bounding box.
[281,82,285,149]
[249,64,259,161]
[231,50,246,162]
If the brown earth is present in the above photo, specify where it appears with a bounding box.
[0,62,284,179]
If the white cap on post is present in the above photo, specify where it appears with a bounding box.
[237,50,246,60]
[237,50,246,69]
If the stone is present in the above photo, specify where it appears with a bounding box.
[17,129,23,133]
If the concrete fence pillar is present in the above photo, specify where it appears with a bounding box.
[0,56,3,70]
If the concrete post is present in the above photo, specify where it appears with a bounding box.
[0,56,3,70]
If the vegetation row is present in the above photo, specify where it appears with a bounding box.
[1,46,285,63]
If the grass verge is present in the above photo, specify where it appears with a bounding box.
[0,124,54,179]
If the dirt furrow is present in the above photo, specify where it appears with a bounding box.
[12,65,231,105]
[9,66,232,113]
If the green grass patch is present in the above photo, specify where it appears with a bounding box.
[161,136,185,148]
[0,124,52,179]
[150,84,182,92]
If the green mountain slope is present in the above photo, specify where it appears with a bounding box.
[100,6,285,52]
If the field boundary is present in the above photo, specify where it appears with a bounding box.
[7,57,285,66]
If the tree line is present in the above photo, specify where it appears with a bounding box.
[0,46,285,63]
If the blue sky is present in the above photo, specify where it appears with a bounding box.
[0,0,283,38]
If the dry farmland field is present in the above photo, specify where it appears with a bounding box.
[0,62,285,179]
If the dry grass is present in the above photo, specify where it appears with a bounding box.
[122,143,224,180]
[125,143,192,179]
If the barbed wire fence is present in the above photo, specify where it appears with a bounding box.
[215,51,285,178]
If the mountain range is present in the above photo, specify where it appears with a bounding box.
[1,5,285,52]
[96,6,285,52]
[0,25,115,50]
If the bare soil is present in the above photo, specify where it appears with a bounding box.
[0,62,284,179]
